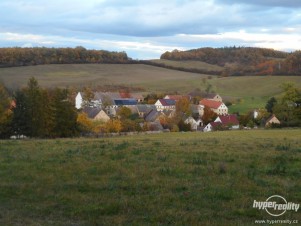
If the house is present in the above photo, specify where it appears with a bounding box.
[184,116,203,131]
[265,114,280,127]
[214,114,239,129]
[75,92,83,109]
[155,99,176,111]
[203,122,222,132]
[205,93,223,102]
[82,107,110,122]
[136,105,156,118]
[144,109,160,122]
[200,99,228,115]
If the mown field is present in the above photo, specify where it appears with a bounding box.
[0,129,300,225]
[0,64,301,113]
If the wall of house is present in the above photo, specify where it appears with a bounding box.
[75,93,83,109]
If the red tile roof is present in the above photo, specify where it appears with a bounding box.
[217,114,239,125]
[210,122,222,128]
[200,99,223,109]
[119,91,131,98]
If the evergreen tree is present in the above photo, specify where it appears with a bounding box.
[52,88,78,137]
[24,77,51,137]
[265,97,277,113]
[12,91,30,136]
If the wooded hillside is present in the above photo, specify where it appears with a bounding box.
[160,47,301,76]
[0,47,129,67]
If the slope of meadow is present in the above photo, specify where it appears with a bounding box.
[0,64,301,113]
[0,130,300,225]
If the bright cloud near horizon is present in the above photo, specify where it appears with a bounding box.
[1,0,301,59]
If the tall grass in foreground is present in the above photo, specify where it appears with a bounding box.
[0,129,300,225]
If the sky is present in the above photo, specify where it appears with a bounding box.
[0,0,301,59]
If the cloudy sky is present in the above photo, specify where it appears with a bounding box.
[1,0,301,59]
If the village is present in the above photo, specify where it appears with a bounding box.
[75,90,280,134]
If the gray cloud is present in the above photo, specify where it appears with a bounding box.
[215,0,301,8]
[0,0,300,58]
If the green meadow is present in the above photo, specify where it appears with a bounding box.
[0,129,300,225]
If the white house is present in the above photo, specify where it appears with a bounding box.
[184,116,202,131]
[75,92,83,109]
[155,99,176,111]
[199,99,228,115]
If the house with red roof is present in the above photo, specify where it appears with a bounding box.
[155,99,176,111]
[214,114,239,129]
[199,99,228,115]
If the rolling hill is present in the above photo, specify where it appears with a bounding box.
[0,63,301,113]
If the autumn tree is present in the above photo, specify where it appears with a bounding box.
[176,97,191,116]
[0,83,12,138]
[104,119,122,133]
[272,82,301,126]
[82,86,94,107]
[202,106,217,125]
[77,112,94,134]
[117,106,132,119]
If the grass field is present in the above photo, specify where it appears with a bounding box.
[0,64,301,113]
[0,129,300,225]
[149,59,224,72]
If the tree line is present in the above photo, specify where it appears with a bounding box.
[238,82,301,128]
[160,47,301,76]
[0,78,78,138]
[0,47,129,67]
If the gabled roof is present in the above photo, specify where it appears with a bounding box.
[82,107,102,119]
[210,121,222,128]
[205,93,219,99]
[217,114,239,125]
[136,104,156,113]
[265,114,280,124]
[114,99,137,106]
[144,109,159,122]
[157,99,176,106]
[200,99,223,109]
